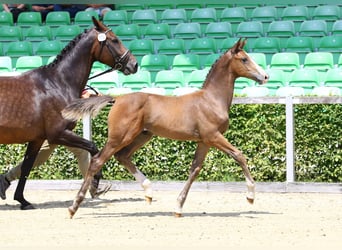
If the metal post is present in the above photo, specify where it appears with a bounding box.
[285,96,295,182]
[82,114,92,140]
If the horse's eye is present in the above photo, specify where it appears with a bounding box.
[242,57,248,63]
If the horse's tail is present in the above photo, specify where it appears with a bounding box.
[62,95,114,121]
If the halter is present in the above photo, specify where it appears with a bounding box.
[88,28,131,81]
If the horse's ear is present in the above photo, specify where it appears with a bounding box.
[231,38,247,54]
[92,16,101,30]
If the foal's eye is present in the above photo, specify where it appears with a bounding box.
[111,38,119,43]
[242,57,248,63]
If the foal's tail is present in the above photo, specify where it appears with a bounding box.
[62,95,114,121]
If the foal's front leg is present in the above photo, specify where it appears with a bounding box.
[210,133,255,204]
[176,142,209,217]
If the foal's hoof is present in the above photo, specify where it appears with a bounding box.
[246,197,254,204]
[20,204,35,210]
[174,212,183,218]
[145,196,152,204]
[68,206,76,219]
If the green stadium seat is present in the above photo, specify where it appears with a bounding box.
[15,55,42,72]
[298,20,328,48]
[157,38,186,65]
[189,37,217,67]
[143,23,171,48]
[285,36,314,64]
[312,5,340,31]
[323,68,342,89]
[146,4,174,19]
[45,11,71,36]
[172,53,201,82]
[90,61,109,75]
[74,11,99,29]
[128,39,154,64]
[249,53,267,69]
[203,53,221,69]
[267,20,295,48]
[173,22,202,51]
[116,3,144,20]
[54,25,81,47]
[236,21,263,48]
[154,69,185,95]
[25,26,52,52]
[270,52,300,72]
[281,6,309,32]
[89,71,119,94]
[140,54,170,82]
[172,86,199,96]
[331,20,342,36]
[204,22,232,47]
[338,54,342,68]
[289,68,320,93]
[318,36,342,63]
[206,4,232,17]
[0,11,14,26]
[265,69,287,95]
[160,9,187,34]
[219,7,247,34]
[0,26,23,52]
[251,6,278,32]
[252,37,281,64]
[17,12,42,36]
[131,9,157,33]
[304,52,334,71]
[103,10,128,28]
[175,4,203,19]
[220,38,240,52]
[5,41,33,65]
[35,40,63,64]
[187,69,209,88]
[234,77,254,95]
[114,24,141,47]
[190,8,217,33]
[0,56,13,72]
[120,69,152,91]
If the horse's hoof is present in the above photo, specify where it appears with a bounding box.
[247,197,254,204]
[174,212,183,218]
[20,204,35,210]
[145,196,152,204]
[68,206,76,219]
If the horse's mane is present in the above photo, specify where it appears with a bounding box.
[201,48,231,89]
[43,29,90,69]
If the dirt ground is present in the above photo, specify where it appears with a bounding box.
[0,188,341,250]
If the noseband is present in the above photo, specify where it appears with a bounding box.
[88,28,131,80]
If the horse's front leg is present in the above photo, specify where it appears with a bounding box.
[175,142,209,217]
[14,140,44,210]
[210,133,255,204]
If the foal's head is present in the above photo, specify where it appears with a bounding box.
[227,39,268,84]
[91,17,138,75]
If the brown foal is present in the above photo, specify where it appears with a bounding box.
[63,39,269,218]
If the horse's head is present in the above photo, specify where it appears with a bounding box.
[229,39,268,84]
[91,17,138,75]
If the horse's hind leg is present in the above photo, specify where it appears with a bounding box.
[176,143,209,217]
[114,131,154,203]
[14,140,44,210]
[210,133,255,204]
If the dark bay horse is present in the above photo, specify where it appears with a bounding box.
[63,39,268,218]
[0,17,137,209]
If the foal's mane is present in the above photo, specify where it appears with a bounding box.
[44,29,90,69]
[201,48,232,89]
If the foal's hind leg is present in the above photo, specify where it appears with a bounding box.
[114,131,154,203]
[210,133,255,204]
[176,142,209,217]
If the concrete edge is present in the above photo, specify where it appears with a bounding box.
[8,180,342,194]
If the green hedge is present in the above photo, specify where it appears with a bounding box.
[0,104,341,182]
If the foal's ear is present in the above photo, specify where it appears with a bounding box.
[92,16,106,31]
[232,38,247,54]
